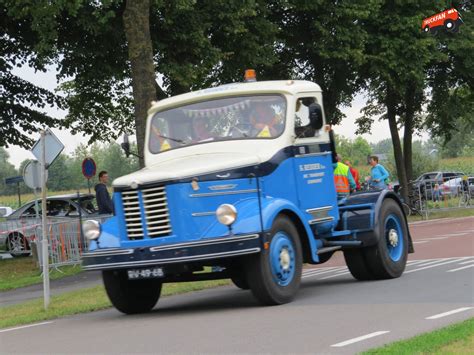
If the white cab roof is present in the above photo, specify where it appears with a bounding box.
[148,80,322,114]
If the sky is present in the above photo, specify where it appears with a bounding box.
[5,65,429,169]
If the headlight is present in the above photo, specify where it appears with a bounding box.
[83,220,101,240]
[216,204,237,226]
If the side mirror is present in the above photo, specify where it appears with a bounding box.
[121,134,130,158]
[308,103,323,130]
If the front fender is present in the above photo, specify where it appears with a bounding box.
[89,216,121,251]
[204,196,318,262]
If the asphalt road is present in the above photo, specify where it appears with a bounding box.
[1,216,473,354]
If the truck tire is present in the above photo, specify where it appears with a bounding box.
[8,233,31,257]
[245,215,302,305]
[363,199,408,279]
[343,250,375,280]
[231,274,249,290]
[102,270,162,314]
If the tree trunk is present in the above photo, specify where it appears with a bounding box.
[403,84,415,183]
[123,0,157,168]
[386,86,409,203]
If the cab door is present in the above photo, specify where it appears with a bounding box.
[292,95,338,231]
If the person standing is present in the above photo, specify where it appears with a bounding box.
[95,171,114,215]
[333,154,356,200]
[345,160,361,190]
[367,156,390,189]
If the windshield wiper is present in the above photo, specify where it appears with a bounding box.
[156,133,187,144]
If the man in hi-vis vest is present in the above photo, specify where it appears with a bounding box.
[333,154,356,200]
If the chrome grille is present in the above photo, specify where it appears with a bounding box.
[122,190,143,239]
[142,186,172,237]
[121,185,172,239]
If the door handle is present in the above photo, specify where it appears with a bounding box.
[216,173,230,178]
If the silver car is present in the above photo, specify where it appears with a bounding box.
[0,194,99,257]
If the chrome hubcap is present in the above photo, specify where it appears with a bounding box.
[280,248,291,271]
[388,229,398,247]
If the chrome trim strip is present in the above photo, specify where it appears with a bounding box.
[306,206,333,213]
[82,249,134,257]
[295,151,332,158]
[309,216,335,225]
[190,189,258,198]
[191,212,216,217]
[82,248,261,270]
[149,234,259,251]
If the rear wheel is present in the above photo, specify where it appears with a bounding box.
[364,199,408,279]
[102,270,162,314]
[343,249,375,280]
[8,233,31,257]
[444,19,455,31]
[245,215,302,305]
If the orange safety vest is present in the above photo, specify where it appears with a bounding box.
[334,162,350,194]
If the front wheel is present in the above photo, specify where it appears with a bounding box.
[8,233,31,257]
[102,270,162,314]
[244,215,302,305]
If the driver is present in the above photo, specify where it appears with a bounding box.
[249,102,280,137]
[192,117,213,142]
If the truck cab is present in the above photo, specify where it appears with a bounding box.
[82,78,413,314]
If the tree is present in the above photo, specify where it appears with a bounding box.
[272,0,374,124]
[0,5,64,148]
[0,148,18,195]
[2,0,279,167]
[355,0,446,202]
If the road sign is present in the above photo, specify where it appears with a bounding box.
[30,129,64,166]
[82,158,97,179]
[5,176,23,184]
[23,160,48,189]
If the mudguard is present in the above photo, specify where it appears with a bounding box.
[339,190,414,253]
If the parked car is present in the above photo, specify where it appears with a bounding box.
[412,171,464,200]
[0,206,14,217]
[0,194,100,257]
[440,176,474,197]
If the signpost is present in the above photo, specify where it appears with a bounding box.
[82,158,97,194]
[31,129,64,310]
[5,176,23,207]
[23,161,48,219]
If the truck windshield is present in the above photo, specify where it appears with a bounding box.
[149,95,286,153]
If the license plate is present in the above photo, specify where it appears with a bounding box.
[127,267,164,280]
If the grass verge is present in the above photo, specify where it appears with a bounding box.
[0,279,230,329]
[407,207,474,222]
[363,318,474,354]
[0,258,83,291]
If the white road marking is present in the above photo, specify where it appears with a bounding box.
[459,259,474,265]
[407,259,437,265]
[419,237,449,241]
[426,307,473,320]
[302,267,346,279]
[440,232,469,237]
[414,258,449,267]
[405,258,469,274]
[447,264,474,273]
[331,331,390,347]
[319,271,351,280]
[0,321,54,333]
[413,241,429,244]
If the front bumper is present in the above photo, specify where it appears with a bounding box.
[81,233,261,271]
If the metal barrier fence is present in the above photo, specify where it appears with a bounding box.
[400,176,473,218]
[34,216,110,270]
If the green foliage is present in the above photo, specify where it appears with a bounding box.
[335,134,371,166]
[439,157,474,175]
[0,148,18,195]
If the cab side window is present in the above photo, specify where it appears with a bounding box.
[295,97,317,138]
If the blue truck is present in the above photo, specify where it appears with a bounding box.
[82,76,414,314]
